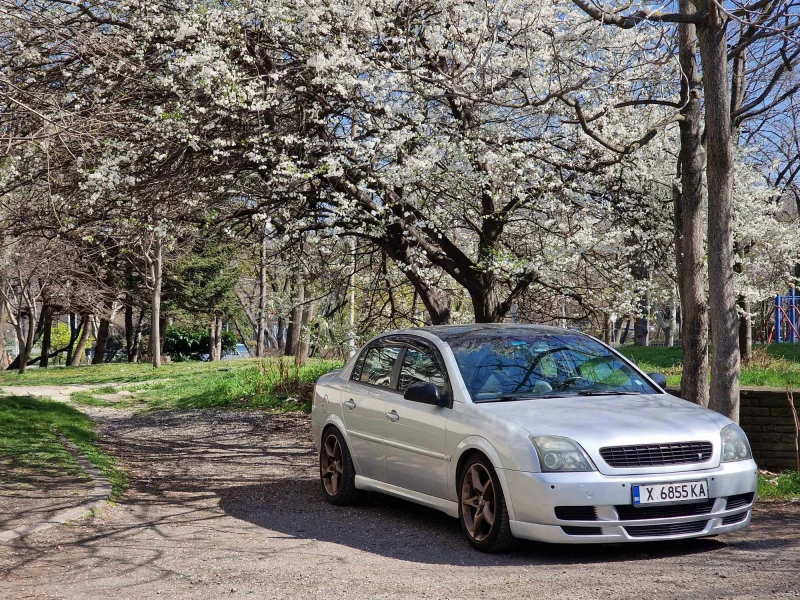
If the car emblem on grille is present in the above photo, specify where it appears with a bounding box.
[698,452,703,459]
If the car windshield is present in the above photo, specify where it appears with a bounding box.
[447,330,657,401]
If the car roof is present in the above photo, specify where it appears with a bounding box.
[393,323,582,343]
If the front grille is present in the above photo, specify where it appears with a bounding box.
[616,499,715,521]
[561,526,603,536]
[600,442,713,468]
[726,493,755,510]
[722,512,748,525]
[625,520,708,538]
[555,506,597,521]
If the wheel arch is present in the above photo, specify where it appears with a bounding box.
[452,436,517,521]
[320,414,363,475]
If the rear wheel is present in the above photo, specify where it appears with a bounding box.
[320,427,359,505]
[458,455,515,552]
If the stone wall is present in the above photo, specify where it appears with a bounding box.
[667,386,799,471]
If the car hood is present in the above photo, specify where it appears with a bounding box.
[481,393,731,475]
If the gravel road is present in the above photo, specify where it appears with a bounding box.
[1,408,798,600]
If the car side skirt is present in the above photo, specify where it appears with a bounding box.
[354,475,459,518]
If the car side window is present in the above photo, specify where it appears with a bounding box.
[356,346,400,388]
[397,348,446,395]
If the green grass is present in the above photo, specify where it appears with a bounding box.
[1,358,343,413]
[0,395,126,499]
[758,471,800,500]
[93,385,119,394]
[619,344,800,388]
[0,360,259,386]
[127,359,342,412]
[70,391,126,408]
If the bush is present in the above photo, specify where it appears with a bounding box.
[163,325,237,360]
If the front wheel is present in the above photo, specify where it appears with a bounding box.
[458,455,515,552]
[320,427,359,505]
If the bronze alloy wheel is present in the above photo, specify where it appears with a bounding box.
[321,434,344,495]
[461,463,496,541]
[458,455,515,552]
[319,427,359,505]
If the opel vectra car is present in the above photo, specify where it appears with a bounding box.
[311,325,757,552]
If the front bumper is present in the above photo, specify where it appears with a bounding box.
[503,459,758,544]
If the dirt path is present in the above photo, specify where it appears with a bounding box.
[0,408,798,599]
[0,474,93,533]
[0,384,100,403]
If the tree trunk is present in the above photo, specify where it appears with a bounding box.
[131,309,144,362]
[265,324,279,350]
[150,236,163,369]
[276,317,286,352]
[93,315,111,365]
[602,313,612,345]
[0,291,8,371]
[633,262,650,347]
[348,238,357,357]
[664,293,677,348]
[731,23,751,366]
[285,283,304,357]
[39,302,52,368]
[66,313,80,365]
[738,298,752,363]
[698,4,740,421]
[297,302,314,366]
[70,314,92,367]
[18,310,36,375]
[125,302,136,362]
[257,230,268,357]
[209,318,218,361]
[69,314,77,363]
[619,318,631,345]
[214,314,223,360]
[381,235,452,325]
[613,316,627,346]
[677,0,710,407]
[634,314,649,347]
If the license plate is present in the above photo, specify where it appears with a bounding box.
[632,479,709,506]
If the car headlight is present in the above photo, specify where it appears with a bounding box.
[530,435,597,472]
[721,424,752,462]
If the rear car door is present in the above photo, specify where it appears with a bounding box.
[340,343,402,483]
[383,340,452,499]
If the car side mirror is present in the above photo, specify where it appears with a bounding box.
[647,372,667,388]
[404,382,448,407]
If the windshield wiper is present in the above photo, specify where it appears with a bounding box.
[576,390,640,396]
[480,393,567,403]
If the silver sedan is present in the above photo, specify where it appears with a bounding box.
[311,324,758,552]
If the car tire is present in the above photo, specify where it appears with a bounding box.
[319,427,359,505]
[458,454,515,552]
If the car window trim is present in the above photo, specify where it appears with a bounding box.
[350,335,451,403]
[350,343,404,393]
[393,337,452,407]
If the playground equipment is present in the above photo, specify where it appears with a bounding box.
[760,290,800,343]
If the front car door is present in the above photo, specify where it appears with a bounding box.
[383,339,451,499]
[339,343,401,483]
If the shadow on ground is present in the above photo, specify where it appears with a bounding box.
[4,407,797,584]
[84,409,800,567]
[218,476,748,566]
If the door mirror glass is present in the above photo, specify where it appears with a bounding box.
[404,381,447,406]
[647,372,667,388]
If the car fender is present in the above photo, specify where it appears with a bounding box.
[320,413,364,476]
[452,436,517,521]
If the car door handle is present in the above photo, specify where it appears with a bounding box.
[386,410,399,422]
[344,399,356,410]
